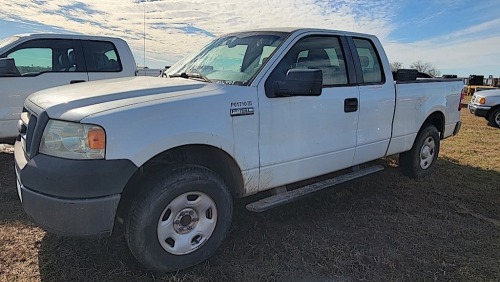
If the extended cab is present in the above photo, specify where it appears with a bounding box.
[14,28,462,272]
[0,33,137,141]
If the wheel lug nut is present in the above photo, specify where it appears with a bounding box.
[187,226,192,230]
[174,220,180,225]
[192,217,198,222]
[189,210,194,215]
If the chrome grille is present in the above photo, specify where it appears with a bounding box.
[19,108,38,158]
[19,111,29,152]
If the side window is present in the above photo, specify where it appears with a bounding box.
[8,48,52,75]
[353,38,384,84]
[84,41,122,72]
[5,39,80,76]
[265,36,348,94]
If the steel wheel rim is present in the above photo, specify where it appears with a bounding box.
[157,191,217,255]
[495,112,500,126]
[419,136,436,169]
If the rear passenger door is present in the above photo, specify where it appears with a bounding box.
[348,37,396,165]
[83,40,125,81]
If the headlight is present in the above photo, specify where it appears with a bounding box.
[39,120,106,159]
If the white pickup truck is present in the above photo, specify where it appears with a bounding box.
[468,89,500,127]
[14,28,463,272]
[0,33,137,142]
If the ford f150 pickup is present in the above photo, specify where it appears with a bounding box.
[14,28,462,272]
[0,33,137,141]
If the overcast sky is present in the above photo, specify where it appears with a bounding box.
[1,0,499,77]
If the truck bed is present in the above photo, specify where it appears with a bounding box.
[385,78,463,156]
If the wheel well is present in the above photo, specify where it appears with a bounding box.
[422,111,445,139]
[116,145,245,220]
[487,105,500,120]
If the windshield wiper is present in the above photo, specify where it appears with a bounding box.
[169,72,211,83]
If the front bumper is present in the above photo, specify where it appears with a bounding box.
[14,141,137,237]
[468,103,490,117]
[17,182,120,237]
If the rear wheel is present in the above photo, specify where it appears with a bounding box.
[399,125,440,178]
[125,165,233,272]
[488,108,500,128]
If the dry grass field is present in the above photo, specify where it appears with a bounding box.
[1,110,499,281]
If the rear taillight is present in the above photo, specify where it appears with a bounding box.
[459,88,466,111]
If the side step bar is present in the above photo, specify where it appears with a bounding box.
[246,165,384,212]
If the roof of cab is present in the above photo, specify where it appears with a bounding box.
[231,27,374,38]
[12,33,123,41]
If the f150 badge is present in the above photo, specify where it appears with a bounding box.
[230,101,254,116]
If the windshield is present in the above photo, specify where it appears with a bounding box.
[166,31,289,85]
[0,36,20,50]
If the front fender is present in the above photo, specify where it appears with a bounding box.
[115,132,235,168]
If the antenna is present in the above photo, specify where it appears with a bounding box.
[143,2,146,68]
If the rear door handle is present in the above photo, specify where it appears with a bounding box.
[70,80,86,84]
[344,98,358,112]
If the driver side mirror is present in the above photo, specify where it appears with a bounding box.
[0,58,20,77]
[274,69,322,97]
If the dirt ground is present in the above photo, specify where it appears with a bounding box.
[0,111,499,281]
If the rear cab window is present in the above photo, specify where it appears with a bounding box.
[83,40,122,72]
[352,38,385,84]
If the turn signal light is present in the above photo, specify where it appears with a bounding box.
[478,97,486,104]
[88,128,106,149]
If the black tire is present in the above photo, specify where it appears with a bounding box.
[488,108,500,128]
[399,125,440,178]
[124,164,233,272]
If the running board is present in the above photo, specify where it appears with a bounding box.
[246,165,384,212]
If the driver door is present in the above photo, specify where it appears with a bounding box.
[257,34,359,190]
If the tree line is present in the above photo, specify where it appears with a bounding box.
[390,61,441,77]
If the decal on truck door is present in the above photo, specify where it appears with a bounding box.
[230,101,254,116]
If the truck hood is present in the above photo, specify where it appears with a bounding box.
[27,76,222,120]
[476,89,500,98]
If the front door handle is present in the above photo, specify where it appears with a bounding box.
[70,80,86,84]
[344,98,358,112]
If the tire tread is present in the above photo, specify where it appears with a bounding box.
[124,164,233,272]
[399,125,440,179]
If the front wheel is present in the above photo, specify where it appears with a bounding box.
[125,165,233,272]
[488,108,500,128]
[399,125,440,178]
